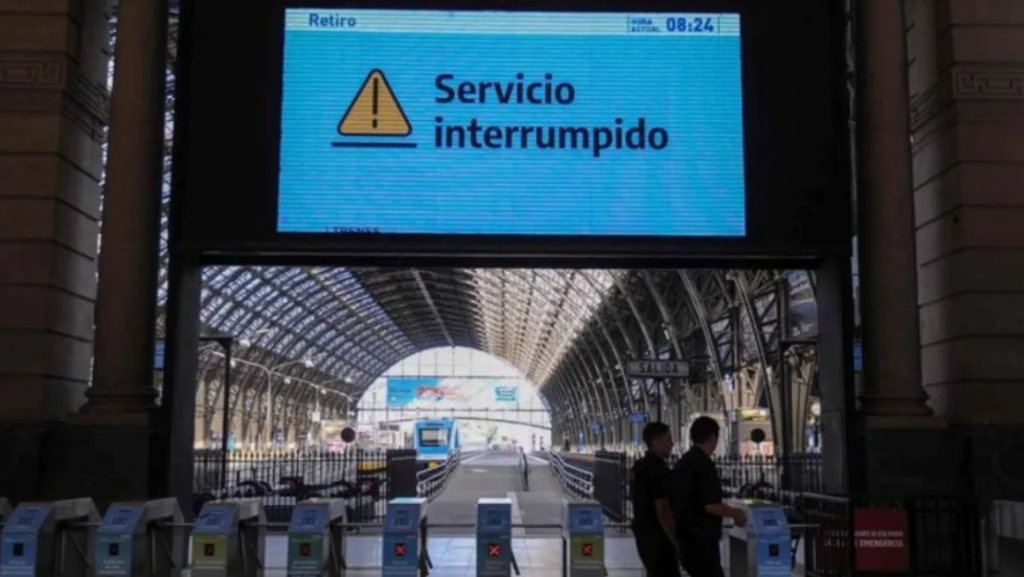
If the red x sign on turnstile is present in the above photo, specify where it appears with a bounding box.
[581,543,594,557]
[394,543,407,557]
[488,544,501,557]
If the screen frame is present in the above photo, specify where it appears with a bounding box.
[170,0,851,266]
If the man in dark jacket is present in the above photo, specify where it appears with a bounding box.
[672,416,747,577]
[630,422,680,576]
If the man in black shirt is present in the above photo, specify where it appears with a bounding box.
[671,416,747,577]
[630,422,680,576]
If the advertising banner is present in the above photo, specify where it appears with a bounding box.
[386,377,520,408]
[854,509,909,572]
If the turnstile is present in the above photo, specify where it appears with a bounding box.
[0,498,100,577]
[726,499,791,577]
[562,500,605,577]
[191,499,266,577]
[475,498,512,577]
[94,498,184,577]
[381,498,427,577]
[286,499,347,577]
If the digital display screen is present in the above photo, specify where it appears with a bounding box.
[14,513,37,527]
[102,507,143,532]
[196,509,230,531]
[7,506,47,533]
[278,10,745,237]
[389,509,411,528]
[299,510,319,527]
[176,0,848,260]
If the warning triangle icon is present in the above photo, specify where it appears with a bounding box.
[338,69,412,137]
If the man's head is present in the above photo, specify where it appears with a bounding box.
[689,416,720,454]
[642,422,673,458]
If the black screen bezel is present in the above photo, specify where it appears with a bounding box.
[170,0,850,265]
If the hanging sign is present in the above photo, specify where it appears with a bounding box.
[626,360,689,379]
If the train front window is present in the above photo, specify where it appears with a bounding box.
[419,428,448,447]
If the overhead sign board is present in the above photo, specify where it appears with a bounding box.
[278,11,744,238]
[627,360,689,379]
[173,0,849,263]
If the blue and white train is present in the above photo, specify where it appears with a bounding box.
[413,418,461,470]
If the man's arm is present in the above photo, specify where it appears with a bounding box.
[699,465,747,526]
[655,498,678,549]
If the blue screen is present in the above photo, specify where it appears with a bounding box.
[279,10,745,236]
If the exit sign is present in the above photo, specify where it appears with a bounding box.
[626,359,689,379]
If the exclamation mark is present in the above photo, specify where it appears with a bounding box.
[371,78,379,129]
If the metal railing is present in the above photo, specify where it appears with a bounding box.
[193,447,466,525]
[519,449,531,492]
[548,452,592,500]
[194,448,392,523]
[416,450,462,501]
[551,450,983,577]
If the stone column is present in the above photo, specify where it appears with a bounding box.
[908,0,1024,425]
[855,0,935,424]
[80,0,169,417]
[0,0,109,502]
[0,1,110,422]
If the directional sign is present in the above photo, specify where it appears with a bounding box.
[626,359,689,379]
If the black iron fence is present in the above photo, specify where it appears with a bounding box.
[587,452,825,525]
[715,453,824,495]
[193,448,463,525]
[552,450,982,577]
[798,494,982,577]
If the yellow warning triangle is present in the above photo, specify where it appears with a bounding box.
[338,69,412,137]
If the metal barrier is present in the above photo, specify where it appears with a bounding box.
[519,451,531,492]
[592,452,628,522]
[192,447,467,526]
[416,450,461,501]
[193,449,393,523]
[548,452,593,500]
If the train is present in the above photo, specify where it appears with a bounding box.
[413,418,461,470]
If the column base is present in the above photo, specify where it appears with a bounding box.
[862,425,1024,504]
[0,420,155,511]
[862,427,968,500]
[0,423,49,503]
[77,388,159,417]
